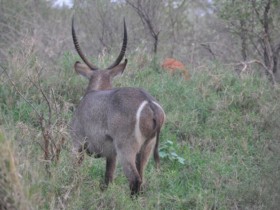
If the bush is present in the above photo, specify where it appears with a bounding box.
[1,49,280,209]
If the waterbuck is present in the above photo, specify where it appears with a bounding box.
[70,17,165,195]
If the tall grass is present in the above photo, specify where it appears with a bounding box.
[0,46,280,209]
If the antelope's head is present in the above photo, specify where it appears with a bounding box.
[72,16,128,92]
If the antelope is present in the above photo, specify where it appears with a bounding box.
[70,17,165,195]
[162,58,191,80]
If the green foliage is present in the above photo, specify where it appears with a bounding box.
[1,1,280,209]
[159,140,185,165]
[1,50,280,209]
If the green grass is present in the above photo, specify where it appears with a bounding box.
[1,50,280,209]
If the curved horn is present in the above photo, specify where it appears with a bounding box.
[107,18,127,70]
[72,16,99,71]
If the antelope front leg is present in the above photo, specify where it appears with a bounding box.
[105,156,117,186]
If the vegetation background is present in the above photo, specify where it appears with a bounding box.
[1,0,280,209]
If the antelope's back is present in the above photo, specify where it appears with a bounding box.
[108,88,165,143]
[71,87,164,143]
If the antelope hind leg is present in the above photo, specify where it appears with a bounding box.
[119,152,142,196]
[136,136,156,192]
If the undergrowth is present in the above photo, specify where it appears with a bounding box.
[0,47,280,209]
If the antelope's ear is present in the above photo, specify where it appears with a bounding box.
[109,59,128,78]
[74,61,93,79]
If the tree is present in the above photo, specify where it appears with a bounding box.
[213,0,280,81]
[126,0,163,55]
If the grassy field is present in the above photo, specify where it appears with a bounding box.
[1,48,280,210]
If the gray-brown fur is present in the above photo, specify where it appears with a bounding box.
[70,16,165,195]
